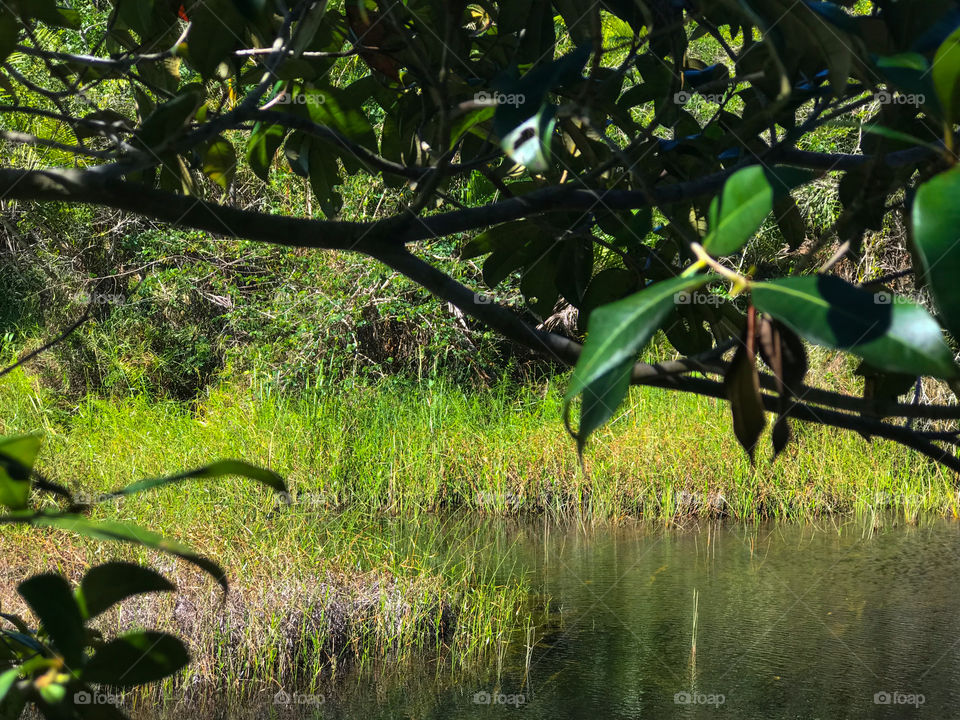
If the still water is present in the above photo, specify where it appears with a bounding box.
[205,516,960,719]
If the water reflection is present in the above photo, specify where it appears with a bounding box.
[158,516,960,719]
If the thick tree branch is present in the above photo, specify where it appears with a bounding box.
[371,247,960,473]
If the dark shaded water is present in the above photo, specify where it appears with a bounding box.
[188,516,960,719]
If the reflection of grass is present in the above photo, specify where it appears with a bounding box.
[0,502,531,703]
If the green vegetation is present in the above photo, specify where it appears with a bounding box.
[0,358,952,526]
[3,0,960,717]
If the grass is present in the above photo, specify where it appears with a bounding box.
[2,344,955,527]
[0,335,954,702]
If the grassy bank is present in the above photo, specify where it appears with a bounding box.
[1,354,953,525]
[3,362,955,523]
[0,354,954,699]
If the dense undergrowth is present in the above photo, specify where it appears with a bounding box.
[0,1,951,704]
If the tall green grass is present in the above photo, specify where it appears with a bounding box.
[0,357,953,526]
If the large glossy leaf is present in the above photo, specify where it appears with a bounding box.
[873,53,940,116]
[137,87,203,149]
[22,0,80,29]
[185,0,244,78]
[933,27,960,125]
[568,358,634,455]
[912,166,960,342]
[0,11,18,66]
[302,84,378,175]
[284,132,311,178]
[0,668,18,703]
[246,123,286,182]
[703,166,773,256]
[0,434,41,511]
[28,514,228,591]
[83,631,188,687]
[565,275,715,403]
[460,220,530,259]
[307,141,343,217]
[752,275,958,379]
[17,574,85,667]
[77,562,175,620]
[202,136,236,190]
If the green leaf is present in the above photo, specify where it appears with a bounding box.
[703,166,773,257]
[137,87,203,149]
[115,0,157,36]
[28,514,228,592]
[579,267,641,320]
[873,53,939,116]
[461,220,535,259]
[17,574,85,667]
[493,45,591,171]
[24,1,80,29]
[301,84,378,174]
[84,631,188,687]
[520,253,560,317]
[185,0,243,78]
[568,358,633,455]
[0,668,18,703]
[77,562,175,621]
[107,459,286,500]
[307,142,343,217]
[773,195,806,251]
[0,11,18,66]
[933,26,960,125]
[449,106,495,148]
[565,274,715,411]
[0,434,41,511]
[913,166,960,343]
[38,683,66,705]
[201,135,236,190]
[246,123,287,182]
[283,132,311,178]
[862,124,944,154]
[752,275,958,379]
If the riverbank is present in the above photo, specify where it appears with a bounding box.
[0,358,954,696]
[1,359,953,524]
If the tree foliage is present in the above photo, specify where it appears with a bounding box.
[2,2,960,465]
[0,430,287,718]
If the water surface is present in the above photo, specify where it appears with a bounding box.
[190,516,960,719]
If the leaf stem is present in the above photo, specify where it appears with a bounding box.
[688,243,750,294]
